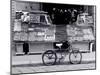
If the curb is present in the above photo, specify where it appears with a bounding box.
[12,52,96,66]
[12,60,95,67]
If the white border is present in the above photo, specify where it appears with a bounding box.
[0,0,100,75]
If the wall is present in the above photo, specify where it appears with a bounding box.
[15,1,40,11]
[16,43,23,53]
[72,42,89,52]
[14,42,53,54]
[29,42,53,53]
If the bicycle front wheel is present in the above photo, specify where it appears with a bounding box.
[69,50,82,64]
[42,50,57,66]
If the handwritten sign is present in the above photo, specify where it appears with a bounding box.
[14,26,55,41]
[44,28,55,41]
[14,32,28,41]
[66,25,95,42]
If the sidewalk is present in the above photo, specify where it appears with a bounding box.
[12,52,96,66]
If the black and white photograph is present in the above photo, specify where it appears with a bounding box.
[11,0,96,74]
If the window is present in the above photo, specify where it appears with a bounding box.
[40,15,47,24]
[47,16,52,25]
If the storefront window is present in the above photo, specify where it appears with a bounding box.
[47,16,52,25]
[40,15,47,24]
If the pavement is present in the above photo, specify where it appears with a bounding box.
[12,51,96,66]
[12,63,96,74]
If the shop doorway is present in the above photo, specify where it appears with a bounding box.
[23,42,29,54]
[42,3,84,25]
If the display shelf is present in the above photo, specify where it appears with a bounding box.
[13,40,55,43]
[70,40,93,43]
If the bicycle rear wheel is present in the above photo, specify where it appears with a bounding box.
[42,50,57,66]
[69,50,82,64]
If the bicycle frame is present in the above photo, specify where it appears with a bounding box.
[42,41,82,66]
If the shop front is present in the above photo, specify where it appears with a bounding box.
[11,1,96,55]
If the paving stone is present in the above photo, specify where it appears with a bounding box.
[12,63,95,74]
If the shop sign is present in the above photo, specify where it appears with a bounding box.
[67,25,95,42]
[14,32,28,41]
[44,28,55,41]
[14,27,55,41]
[45,34,55,41]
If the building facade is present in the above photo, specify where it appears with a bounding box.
[11,0,96,55]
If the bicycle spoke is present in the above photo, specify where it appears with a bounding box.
[69,51,82,64]
[42,50,57,65]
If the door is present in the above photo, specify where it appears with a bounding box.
[23,42,29,54]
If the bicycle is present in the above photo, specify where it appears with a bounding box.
[42,41,82,66]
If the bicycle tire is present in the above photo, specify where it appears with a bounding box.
[69,50,82,64]
[42,50,57,66]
